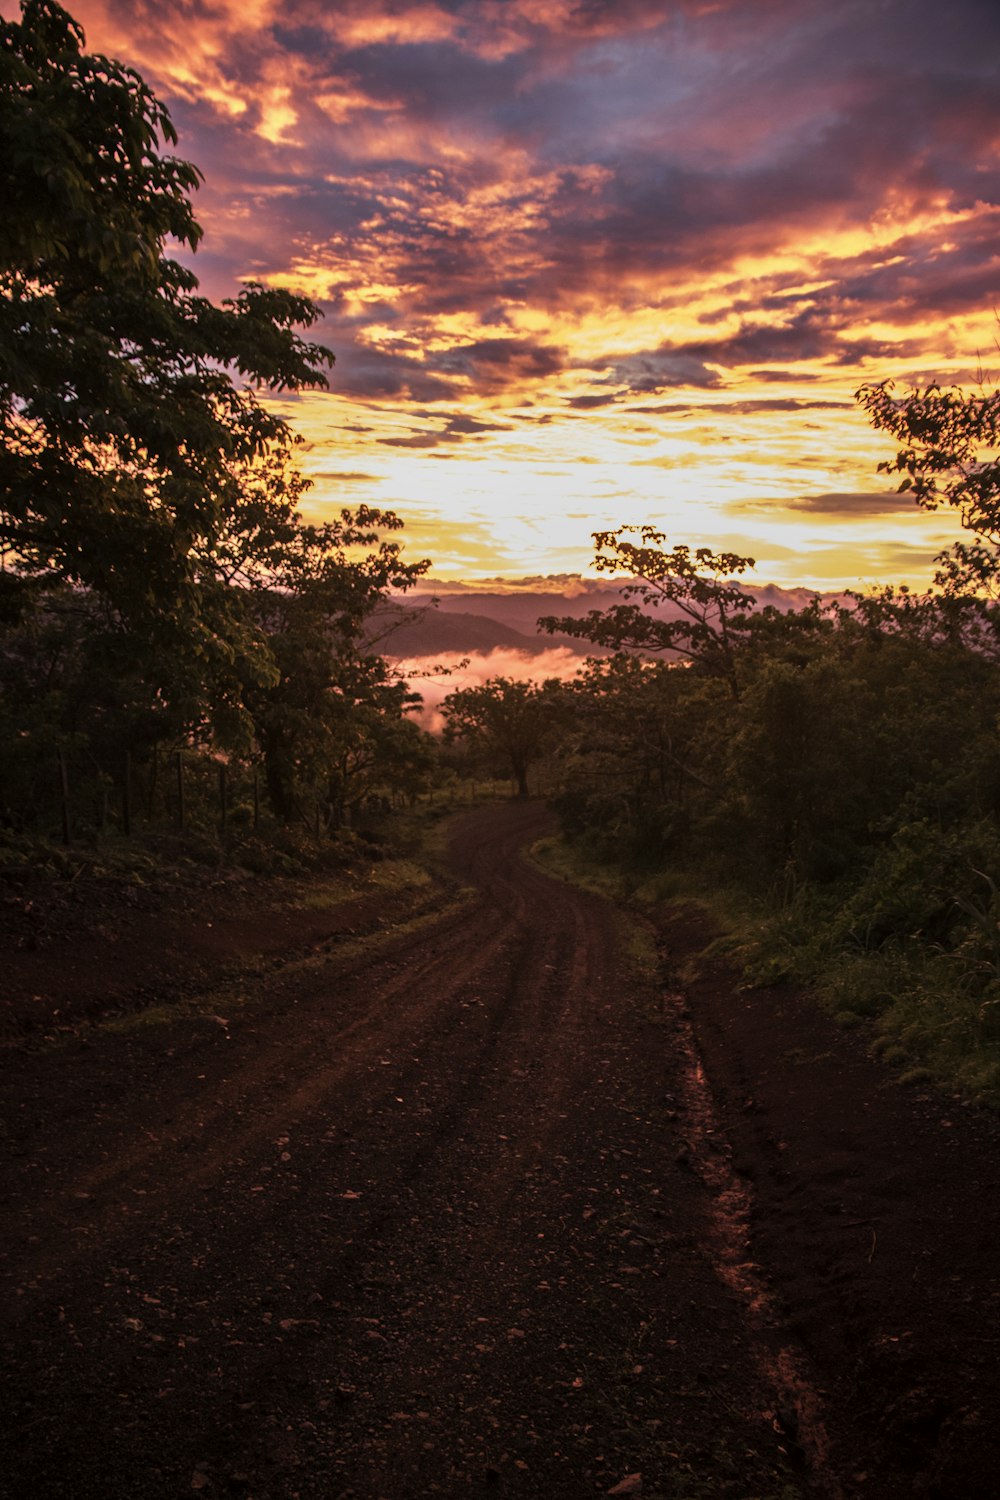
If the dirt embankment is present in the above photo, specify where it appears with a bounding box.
[657,905,1000,1500]
[1,802,998,1499]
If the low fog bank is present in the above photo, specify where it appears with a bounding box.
[396,647,584,732]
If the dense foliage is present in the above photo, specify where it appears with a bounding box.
[0,1,433,841]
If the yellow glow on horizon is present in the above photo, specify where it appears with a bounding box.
[282,370,974,593]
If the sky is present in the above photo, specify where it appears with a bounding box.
[27,0,1000,590]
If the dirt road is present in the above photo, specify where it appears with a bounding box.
[2,802,999,1499]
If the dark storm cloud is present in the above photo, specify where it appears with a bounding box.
[426,338,566,394]
[828,214,1000,323]
[631,399,849,417]
[435,413,511,434]
[377,410,513,449]
[682,313,914,371]
[74,0,1000,403]
[566,394,619,409]
[505,24,999,307]
[752,370,823,384]
[594,351,724,393]
[310,470,384,483]
[600,311,928,396]
[377,433,445,450]
[792,491,921,516]
[327,339,457,402]
[739,491,922,517]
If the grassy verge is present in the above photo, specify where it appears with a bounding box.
[531,830,1000,1108]
[101,882,478,1039]
[722,891,1000,1106]
[3,800,479,1046]
[79,807,480,1040]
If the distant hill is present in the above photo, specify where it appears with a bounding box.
[373,580,832,660]
[369,599,605,659]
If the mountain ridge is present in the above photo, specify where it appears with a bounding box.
[376,579,839,660]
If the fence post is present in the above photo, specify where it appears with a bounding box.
[122,749,132,836]
[58,754,71,846]
[253,769,260,830]
[175,751,185,830]
[218,761,227,832]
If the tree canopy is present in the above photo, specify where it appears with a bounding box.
[440,677,566,796]
[0,0,334,642]
[858,377,1000,599]
[538,526,756,699]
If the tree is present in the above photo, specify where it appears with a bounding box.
[552,653,716,859]
[538,526,757,699]
[857,378,1000,598]
[440,677,565,796]
[0,2,442,838]
[241,506,430,822]
[0,0,334,649]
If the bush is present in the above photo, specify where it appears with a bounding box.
[829,819,1000,952]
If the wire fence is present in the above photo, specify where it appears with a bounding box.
[3,745,549,850]
[38,748,261,846]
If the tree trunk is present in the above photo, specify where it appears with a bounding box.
[260,731,297,821]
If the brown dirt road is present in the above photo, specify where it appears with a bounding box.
[2,801,999,1499]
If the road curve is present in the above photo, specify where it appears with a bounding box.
[1,801,806,1499]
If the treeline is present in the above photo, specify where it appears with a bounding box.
[1,1,435,847]
[549,556,1000,926]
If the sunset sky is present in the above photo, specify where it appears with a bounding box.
[28,0,1000,589]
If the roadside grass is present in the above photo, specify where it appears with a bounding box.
[530,833,626,901]
[0,789,472,922]
[815,945,1000,1102]
[95,803,484,1038]
[0,822,391,898]
[0,771,519,903]
[8,800,480,1046]
[719,889,1000,1107]
[293,857,433,911]
[100,883,477,1039]
[530,831,1000,1108]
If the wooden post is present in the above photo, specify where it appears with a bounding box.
[175,751,185,830]
[58,754,71,846]
[122,749,132,836]
[253,769,260,829]
[218,762,227,832]
[147,747,158,820]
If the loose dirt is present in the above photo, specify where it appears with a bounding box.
[1,802,998,1499]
